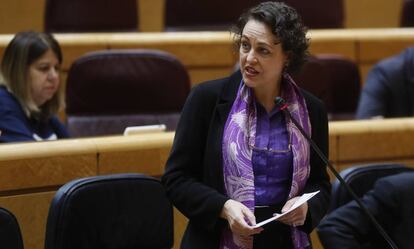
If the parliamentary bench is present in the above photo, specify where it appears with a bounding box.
[1,118,414,249]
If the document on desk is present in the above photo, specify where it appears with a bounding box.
[252,190,320,228]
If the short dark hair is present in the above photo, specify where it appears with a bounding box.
[0,31,64,120]
[232,1,309,73]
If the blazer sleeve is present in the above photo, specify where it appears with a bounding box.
[317,175,402,249]
[355,64,391,119]
[0,96,34,142]
[301,91,331,233]
[162,83,229,231]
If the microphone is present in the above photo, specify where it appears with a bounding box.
[274,97,399,249]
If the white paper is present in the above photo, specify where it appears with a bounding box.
[123,124,166,135]
[252,190,320,228]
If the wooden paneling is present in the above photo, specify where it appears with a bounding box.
[0,0,45,34]
[345,0,403,28]
[0,191,56,249]
[94,133,174,175]
[309,39,356,60]
[329,118,414,169]
[0,139,96,191]
[138,0,164,32]
[98,149,167,176]
[106,32,236,66]
[0,155,95,191]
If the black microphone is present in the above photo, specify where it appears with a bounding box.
[274,97,399,249]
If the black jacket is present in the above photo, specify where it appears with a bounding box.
[318,172,414,249]
[162,71,331,249]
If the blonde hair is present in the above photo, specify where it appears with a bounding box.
[0,31,64,120]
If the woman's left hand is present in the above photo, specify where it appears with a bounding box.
[277,197,308,227]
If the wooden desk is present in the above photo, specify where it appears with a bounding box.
[1,29,414,87]
[330,118,414,170]
[1,118,414,249]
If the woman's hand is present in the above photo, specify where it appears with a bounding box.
[220,199,263,236]
[278,197,308,227]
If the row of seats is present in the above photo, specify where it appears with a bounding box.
[44,0,344,32]
[1,174,173,249]
[2,163,411,249]
[44,0,414,33]
[64,49,360,137]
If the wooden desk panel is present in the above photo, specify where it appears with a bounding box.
[105,32,236,66]
[0,139,97,191]
[0,155,95,192]
[309,40,356,60]
[0,191,56,249]
[93,133,174,176]
[330,118,414,164]
[0,119,414,249]
[356,28,414,62]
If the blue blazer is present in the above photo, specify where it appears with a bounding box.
[318,172,414,249]
[356,47,414,119]
[0,86,69,142]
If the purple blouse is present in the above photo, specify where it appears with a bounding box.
[252,102,293,206]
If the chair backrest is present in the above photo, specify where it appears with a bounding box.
[401,0,414,27]
[44,173,173,249]
[165,0,344,31]
[44,0,138,32]
[283,0,344,29]
[292,54,361,120]
[329,163,414,212]
[65,49,191,137]
[0,207,24,249]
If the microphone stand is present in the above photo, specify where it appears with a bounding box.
[275,97,399,249]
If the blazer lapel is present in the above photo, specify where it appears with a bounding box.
[205,71,242,193]
[215,70,243,123]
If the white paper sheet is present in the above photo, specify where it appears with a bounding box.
[252,190,320,228]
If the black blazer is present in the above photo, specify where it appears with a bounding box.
[317,172,414,249]
[162,71,331,249]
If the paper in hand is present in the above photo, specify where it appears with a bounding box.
[252,190,320,228]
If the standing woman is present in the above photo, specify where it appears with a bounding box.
[0,31,69,142]
[162,2,330,249]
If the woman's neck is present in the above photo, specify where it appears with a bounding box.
[253,82,281,113]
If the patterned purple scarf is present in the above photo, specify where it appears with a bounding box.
[220,74,311,249]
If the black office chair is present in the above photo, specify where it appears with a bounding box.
[44,173,173,249]
[0,207,24,249]
[329,163,414,211]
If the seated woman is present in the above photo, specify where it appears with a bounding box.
[0,31,69,142]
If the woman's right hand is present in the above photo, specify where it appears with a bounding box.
[220,199,263,236]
